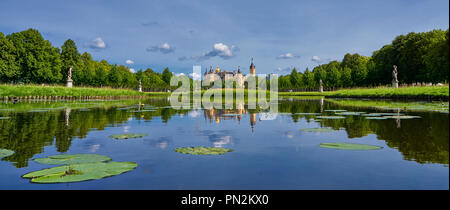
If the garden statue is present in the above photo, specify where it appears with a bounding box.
[392,65,398,88]
[66,66,73,88]
[138,79,142,92]
[319,79,323,93]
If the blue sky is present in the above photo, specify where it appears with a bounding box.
[0,0,448,76]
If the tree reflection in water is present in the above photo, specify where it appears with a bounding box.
[0,97,448,168]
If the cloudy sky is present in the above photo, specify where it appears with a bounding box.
[0,0,448,76]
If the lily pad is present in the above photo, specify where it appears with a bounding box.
[374,113,404,116]
[0,117,10,120]
[28,110,49,113]
[117,107,134,110]
[109,133,147,139]
[174,147,233,155]
[128,110,156,112]
[324,110,347,112]
[0,149,15,158]
[365,117,388,120]
[33,154,111,165]
[301,128,334,132]
[316,116,346,119]
[335,112,365,116]
[293,113,321,115]
[22,161,137,183]
[0,109,14,112]
[320,143,383,150]
[383,115,422,119]
[361,113,383,117]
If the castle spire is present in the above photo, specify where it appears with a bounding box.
[249,58,255,76]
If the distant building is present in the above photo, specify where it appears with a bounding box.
[203,58,256,87]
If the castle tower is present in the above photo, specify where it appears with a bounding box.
[249,58,255,76]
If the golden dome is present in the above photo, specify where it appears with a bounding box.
[215,67,221,72]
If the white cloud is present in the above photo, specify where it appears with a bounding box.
[275,66,294,73]
[125,59,134,65]
[277,53,300,59]
[175,73,185,76]
[181,43,238,61]
[311,56,321,63]
[146,42,175,54]
[129,68,136,73]
[87,37,106,49]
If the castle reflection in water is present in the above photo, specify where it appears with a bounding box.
[202,102,257,132]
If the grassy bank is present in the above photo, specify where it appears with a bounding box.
[0,84,169,98]
[279,86,449,100]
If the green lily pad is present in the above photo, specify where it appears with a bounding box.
[0,149,15,158]
[365,117,388,120]
[33,154,112,165]
[0,109,14,112]
[361,113,383,117]
[320,143,383,150]
[77,108,91,111]
[0,117,10,120]
[109,133,147,139]
[374,113,404,116]
[22,161,137,183]
[301,128,334,132]
[316,116,346,119]
[324,110,347,112]
[335,112,365,116]
[174,147,234,155]
[117,107,134,110]
[128,110,156,112]
[28,110,49,113]
[383,115,422,119]
[293,113,321,115]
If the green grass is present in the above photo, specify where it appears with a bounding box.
[0,84,169,97]
[279,86,449,99]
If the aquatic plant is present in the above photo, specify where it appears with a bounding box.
[335,112,365,115]
[33,154,112,165]
[316,116,346,119]
[383,115,422,119]
[324,110,347,112]
[174,147,234,155]
[365,117,388,120]
[0,117,10,120]
[22,161,137,183]
[319,143,383,150]
[0,149,15,158]
[300,128,335,132]
[293,113,321,115]
[109,133,147,139]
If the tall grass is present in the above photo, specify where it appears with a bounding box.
[0,84,168,97]
[279,86,449,99]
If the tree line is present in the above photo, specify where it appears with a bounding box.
[279,29,449,90]
[0,28,174,90]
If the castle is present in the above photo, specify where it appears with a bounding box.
[203,58,256,87]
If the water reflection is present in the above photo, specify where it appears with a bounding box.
[0,97,448,168]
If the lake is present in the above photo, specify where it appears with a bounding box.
[0,97,448,189]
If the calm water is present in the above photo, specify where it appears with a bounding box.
[0,97,448,189]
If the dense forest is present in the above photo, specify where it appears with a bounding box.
[0,29,173,90]
[279,29,449,90]
[0,28,448,91]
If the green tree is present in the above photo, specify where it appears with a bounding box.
[161,67,172,85]
[7,28,62,84]
[0,32,19,82]
[60,39,80,83]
